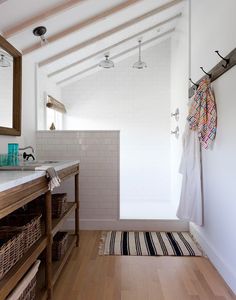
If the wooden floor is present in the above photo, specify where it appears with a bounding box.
[53,231,235,300]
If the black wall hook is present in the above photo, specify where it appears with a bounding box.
[200,67,212,78]
[215,50,230,68]
[189,78,199,89]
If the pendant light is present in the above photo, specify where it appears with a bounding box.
[0,54,10,67]
[133,40,147,69]
[33,26,48,46]
[99,54,114,69]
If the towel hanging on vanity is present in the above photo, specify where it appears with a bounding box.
[35,166,61,191]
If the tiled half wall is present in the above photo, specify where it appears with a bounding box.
[36,130,187,231]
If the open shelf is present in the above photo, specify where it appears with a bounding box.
[52,234,76,286]
[52,202,76,237]
[0,164,79,300]
[0,236,47,299]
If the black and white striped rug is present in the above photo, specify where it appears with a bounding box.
[100,231,202,256]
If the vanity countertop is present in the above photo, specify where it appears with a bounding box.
[0,160,80,192]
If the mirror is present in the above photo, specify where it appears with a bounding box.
[0,48,13,128]
[0,35,21,136]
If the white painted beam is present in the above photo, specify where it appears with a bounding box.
[38,0,183,67]
[22,0,142,55]
[57,28,175,85]
[48,13,181,78]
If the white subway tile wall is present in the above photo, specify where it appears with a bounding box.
[36,130,188,231]
[36,130,119,224]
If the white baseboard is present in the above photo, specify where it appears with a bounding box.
[190,224,236,295]
[63,218,189,231]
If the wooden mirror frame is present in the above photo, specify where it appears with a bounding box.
[0,35,22,136]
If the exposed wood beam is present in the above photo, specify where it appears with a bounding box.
[48,13,181,78]
[3,0,86,38]
[57,28,175,85]
[22,0,142,55]
[38,0,183,67]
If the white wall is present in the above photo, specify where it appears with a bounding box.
[0,56,36,153]
[37,68,62,130]
[61,40,173,219]
[190,0,236,294]
[170,2,189,213]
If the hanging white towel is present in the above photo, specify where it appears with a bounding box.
[176,113,203,226]
[35,166,61,191]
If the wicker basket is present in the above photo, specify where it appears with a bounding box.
[0,213,42,253]
[52,193,67,218]
[52,232,69,261]
[0,229,25,280]
[22,215,42,251]
[23,193,67,219]
[17,275,36,300]
[6,260,40,300]
[25,197,45,217]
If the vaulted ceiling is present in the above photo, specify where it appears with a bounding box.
[0,0,185,86]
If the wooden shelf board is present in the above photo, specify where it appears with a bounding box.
[52,234,76,286]
[52,202,76,237]
[0,236,47,299]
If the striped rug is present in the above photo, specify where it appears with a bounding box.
[100,231,202,256]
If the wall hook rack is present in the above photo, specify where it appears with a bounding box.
[189,78,199,89]
[189,47,236,98]
[200,66,212,78]
[215,50,230,68]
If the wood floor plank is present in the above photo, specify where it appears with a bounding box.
[53,231,236,300]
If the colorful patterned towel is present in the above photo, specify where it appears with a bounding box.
[187,78,217,149]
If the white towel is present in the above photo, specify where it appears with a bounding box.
[35,166,61,191]
[176,122,203,226]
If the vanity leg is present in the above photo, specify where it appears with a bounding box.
[75,173,79,247]
[45,191,53,299]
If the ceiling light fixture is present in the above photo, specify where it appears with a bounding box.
[0,54,10,67]
[133,40,147,69]
[99,54,114,69]
[33,26,48,46]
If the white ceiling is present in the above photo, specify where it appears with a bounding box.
[0,0,186,86]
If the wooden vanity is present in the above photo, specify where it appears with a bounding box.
[0,161,80,300]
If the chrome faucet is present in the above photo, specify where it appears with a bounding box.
[19,146,35,153]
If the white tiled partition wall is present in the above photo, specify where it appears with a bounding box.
[36,130,120,228]
[36,130,188,231]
